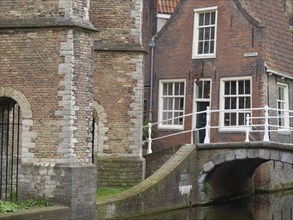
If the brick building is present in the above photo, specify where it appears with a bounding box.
[143,0,293,149]
[0,0,144,219]
[142,0,293,193]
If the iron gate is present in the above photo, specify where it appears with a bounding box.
[0,98,21,201]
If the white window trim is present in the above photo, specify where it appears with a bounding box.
[277,82,290,132]
[158,79,186,130]
[219,76,252,132]
[192,6,218,59]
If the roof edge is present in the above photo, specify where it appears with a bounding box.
[265,62,293,80]
[234,0,266,28]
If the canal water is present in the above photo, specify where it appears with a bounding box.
[128,189,293,220]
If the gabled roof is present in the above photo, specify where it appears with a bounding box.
[157,0,179,14]
[237,0,293,77]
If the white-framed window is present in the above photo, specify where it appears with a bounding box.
[192,6,218,59]
[277,83,289,130]
[220,77,252,130]
[195,79,212,101]
[158,80,186,129]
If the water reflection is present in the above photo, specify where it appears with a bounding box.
[127,190,293,220]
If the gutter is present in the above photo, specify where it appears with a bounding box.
[149,36,156,122]
[265,62,293,80]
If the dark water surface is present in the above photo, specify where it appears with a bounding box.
[127,189,293,220]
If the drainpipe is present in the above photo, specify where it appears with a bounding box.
[149,36,156,122]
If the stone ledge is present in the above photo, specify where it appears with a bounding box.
[94,42,146,53]
[197,142,293,152]
[0,17,97,31]
[0,206,70,220]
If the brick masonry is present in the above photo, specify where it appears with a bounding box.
[143,0,292,149]
[0,0,98,219]
[96,144,197,219]
[0,0,146,218]
[89,0,145,187]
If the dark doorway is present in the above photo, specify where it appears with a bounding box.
[0,97,21,201]
[196,102,209,143]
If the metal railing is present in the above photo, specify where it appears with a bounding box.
[143,106,293,154]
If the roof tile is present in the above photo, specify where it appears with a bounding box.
[157,0,180,14]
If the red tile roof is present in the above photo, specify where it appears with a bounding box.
[157,0,180,14]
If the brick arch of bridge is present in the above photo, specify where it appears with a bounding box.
[0,86,34,162]
[196,142,293,204]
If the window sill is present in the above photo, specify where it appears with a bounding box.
[277,129,291,134]
[218,127,246,132]
[192,54,216,60]
[157,126,184,131]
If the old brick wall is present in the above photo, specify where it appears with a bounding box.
[0,0,89,19]
[148,0,266,148]
[0,0,97,218]
[0,29,63,161]
[89,0,146,187]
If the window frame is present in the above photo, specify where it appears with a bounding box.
[192,6,218,59]
[158,79,186,130]
[219,76,252,131]
[276,82,289,131]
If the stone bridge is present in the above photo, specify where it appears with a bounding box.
[196,142,293,204]
[96,142,293,219]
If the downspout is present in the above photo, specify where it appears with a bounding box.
[149,36,156,122]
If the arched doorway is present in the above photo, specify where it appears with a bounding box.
[0,97,21,201]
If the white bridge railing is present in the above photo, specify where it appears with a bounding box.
[143,106,293,154]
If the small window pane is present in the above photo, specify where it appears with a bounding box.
[224,113,230,126]
[239,97,244,108]
[203,81,210,98]
[231,113,236,125]
[204,41,209,54]
[239,81,244,94]
[231,81,236,95]
[205,12,210,25]
[239,113,245,125]
[179,113,183,125]
[198,42,203,54]
[225,97,230,109]
[205,28,210,40]
[180,97,184,110]
[168,83,173,95]
[175,98,180,110]
[245,80,250,94]
[163,83,168,95]
[210,41,214,53]
[199,13,204,26]
[168,98,173,109]
[163,98,168,110]
[231,97,237,109]
[163,112,168,122]
[210,27,215,40]
[174,83,180,95]
[211,12,215,24]
[225,81,230,95]
[179,83,184,95]
[199,29,204,40]
[198,81,203,98]
[246,97,251,108]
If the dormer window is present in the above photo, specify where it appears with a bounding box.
[192,6,218,59]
